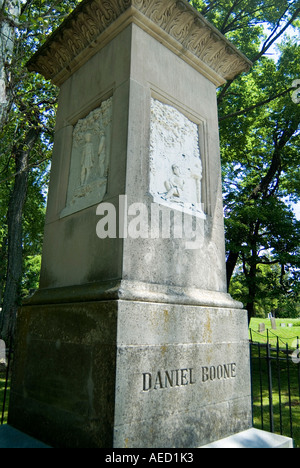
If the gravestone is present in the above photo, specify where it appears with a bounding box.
[259,323,266,333]
[0,339,6,366]
[8,0,254,448]
[270,318,277,330]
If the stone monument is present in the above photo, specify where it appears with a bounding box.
[9,0,254,448]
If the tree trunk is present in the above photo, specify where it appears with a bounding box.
[246,264,257,324]
[245,220,260,323]
[0,0,20,129]
[0,127,40,344]
[0,235,7,304]
[226,251,239,292]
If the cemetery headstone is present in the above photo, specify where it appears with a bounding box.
[0,339,6,366]
[259,323,266,333]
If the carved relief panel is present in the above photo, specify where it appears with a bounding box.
[149,98,206,218]
[61,97,112,218]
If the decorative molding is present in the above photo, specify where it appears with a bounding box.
[27,0,252,86]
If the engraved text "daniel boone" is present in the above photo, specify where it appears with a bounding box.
[142,364,237,391]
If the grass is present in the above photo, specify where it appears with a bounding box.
[250,318,300,349]
[250,318,300,448]
[0,367,10,425]
[251,345,300,448]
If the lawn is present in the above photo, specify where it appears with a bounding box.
[250,318,300,448]
[250,318,300,349]
[0,368,10,425]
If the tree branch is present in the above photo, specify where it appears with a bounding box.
[219,87,294,121]
[250,128,293,201]
[252,7,300,62]
[199,0,220,15]
[0,154,51,185]
[218,6,300,104]
[219,0,242,34]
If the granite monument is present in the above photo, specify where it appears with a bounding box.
[9,0,256,448]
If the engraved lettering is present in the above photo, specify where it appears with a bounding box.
[165,370,174,388]
[142,368,196,391]
[175,369,180,387]
[142,364,237,390]
[154,371,163,390]
[201,363,237,383]
[143,373,152,392]
[189,368,196,384]
[223,364,230,379]
[217,365,223,380]
[210,366,216,381]
[181,368,189,386]
[202,366,209,383]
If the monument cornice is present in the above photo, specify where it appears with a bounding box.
[27,0,252,87]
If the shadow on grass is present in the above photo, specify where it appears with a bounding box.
[251,345,300,448]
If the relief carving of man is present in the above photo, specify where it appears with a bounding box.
[190,161,203,205]
[98,131,108,178]
[81,133,95,186]
[164,164,185,200]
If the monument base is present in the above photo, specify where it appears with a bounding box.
[201,428,294,449]
[9,283,252,448]
[0,425,293,449]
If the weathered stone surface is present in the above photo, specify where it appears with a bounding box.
[34,23,235,296]
[9,302,118,448]
[9,301,252,448]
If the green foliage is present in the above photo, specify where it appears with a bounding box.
[0,0,81,312]
[220,38,299,316]
[0,1,299,330]
[21,254,41,298]
[230,263,300,318]
[188,0,300,319]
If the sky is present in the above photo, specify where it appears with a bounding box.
[262,24,300,221]
[293,203,300,221]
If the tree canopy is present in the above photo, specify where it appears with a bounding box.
[0,0,81,342]
[0,0,299,341]
[190,0,300,320]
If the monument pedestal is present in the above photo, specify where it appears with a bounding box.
[10,282,252,448]
[9,0,255,448]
